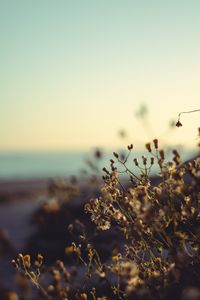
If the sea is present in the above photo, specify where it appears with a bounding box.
[0,149,198,179]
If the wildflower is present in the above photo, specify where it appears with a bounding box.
[145,143,152,152]
[65,245,74,256]
[150,157,154,165]
[159,150,165,160]
[79,293,88,300]
[113,152,119,158]
[95,149,102,159]
[176,109,200,127]
[153,138,158,149]
[142,155,147,165]
[133,158,139,166]
[98,219,111,230]
[127,144,133,150]
[176,120,182,127]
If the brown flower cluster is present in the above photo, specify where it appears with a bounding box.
[12,129,200,300]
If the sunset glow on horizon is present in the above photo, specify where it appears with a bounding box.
[1,0,200,152]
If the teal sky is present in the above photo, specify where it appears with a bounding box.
[1,0,200,151]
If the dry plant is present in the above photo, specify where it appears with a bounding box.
[176,109,200,127]
[12,127,200,300]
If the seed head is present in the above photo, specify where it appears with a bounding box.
[127,144,133,150]
[113,152,119,159]
[142,155,147,165]
[159,150,165,160]
[176,120,183,127]
[153,139,158,149]
[150,157,154,165]
[145,143,151,152]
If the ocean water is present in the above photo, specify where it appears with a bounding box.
[0,149,198,179]
[0,150,115,179]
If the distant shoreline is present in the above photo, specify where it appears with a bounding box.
[0,178,49,203]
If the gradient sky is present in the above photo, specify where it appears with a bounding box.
[1,0,200,151]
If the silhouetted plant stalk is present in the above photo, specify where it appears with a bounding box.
[176,108,200,127]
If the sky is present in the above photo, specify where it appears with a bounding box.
[0,0,200,152]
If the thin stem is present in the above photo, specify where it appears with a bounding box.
[118,159,140,181]
[178,109,200,118]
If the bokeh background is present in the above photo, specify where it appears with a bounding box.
[0,0,200,178]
